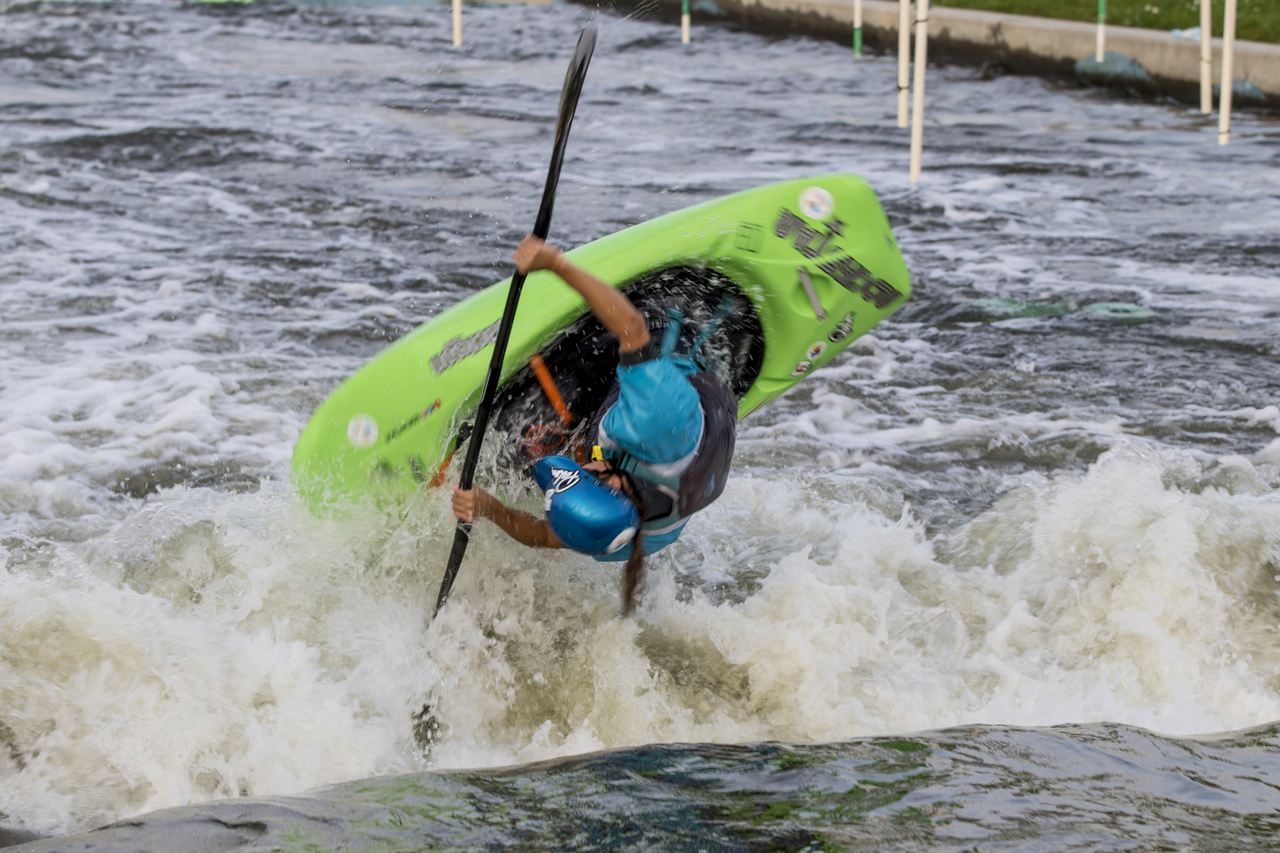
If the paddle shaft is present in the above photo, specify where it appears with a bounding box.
[434,25,596,616]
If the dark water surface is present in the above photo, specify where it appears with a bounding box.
[17,723,1280,851]
[2,0,1279,848]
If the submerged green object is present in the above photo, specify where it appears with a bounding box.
[292,174,912,511]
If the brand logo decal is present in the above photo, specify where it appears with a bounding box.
[544,466,581,511]
[347,414,379,448]
[829,312,856,342]
[735,222,763,253]
[774,208,904,310]
[432,321,500,374]
[775,208,845,259]
[386,398,443,443]
[548,467,580,493]
[816,255,903,309]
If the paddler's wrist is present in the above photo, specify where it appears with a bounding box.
[473,488,498,520]
[548,252,570,277]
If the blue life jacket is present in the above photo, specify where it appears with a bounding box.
[595,304,738,537]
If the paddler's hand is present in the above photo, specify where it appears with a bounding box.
[451,486,495,523]
[452,486,479,523]
[514,235,564,275]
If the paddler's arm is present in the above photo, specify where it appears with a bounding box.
[451,486,564,549]
[514,235,651,354]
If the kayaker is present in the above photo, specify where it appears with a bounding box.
[451,235,737,614]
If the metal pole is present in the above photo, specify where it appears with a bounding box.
[897,0,910,128]
[681,0,691,44]
[909,0,929,184]
[1095,0,1106,63]
[853,0,863,58]
[1199,0,1212,113]
[1218,0,1237,145]
[452,0,462,47]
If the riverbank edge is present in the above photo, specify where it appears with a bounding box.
[587,0,1279,109]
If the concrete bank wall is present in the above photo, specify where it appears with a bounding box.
[602,0,1280,106]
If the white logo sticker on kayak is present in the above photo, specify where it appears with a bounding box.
[347,414,379,448]
[798,186,835,221]
[806,341,827,360]
[791,360,812,376]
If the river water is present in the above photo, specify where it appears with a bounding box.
[2,0,1279,848]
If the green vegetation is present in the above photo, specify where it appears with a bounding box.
[933,0,1279,44]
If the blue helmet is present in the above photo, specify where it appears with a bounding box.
[532,455,639,556]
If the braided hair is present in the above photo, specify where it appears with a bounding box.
[605,467,646,616]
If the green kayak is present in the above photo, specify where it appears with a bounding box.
[292,173,912,511]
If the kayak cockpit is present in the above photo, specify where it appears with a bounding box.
[490,266,764,473]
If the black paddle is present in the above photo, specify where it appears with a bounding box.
[433,23,597,617]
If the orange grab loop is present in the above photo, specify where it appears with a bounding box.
[432,448,456,488]
[529,354,573,426]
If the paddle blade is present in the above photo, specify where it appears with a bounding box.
[532,22,596,240]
